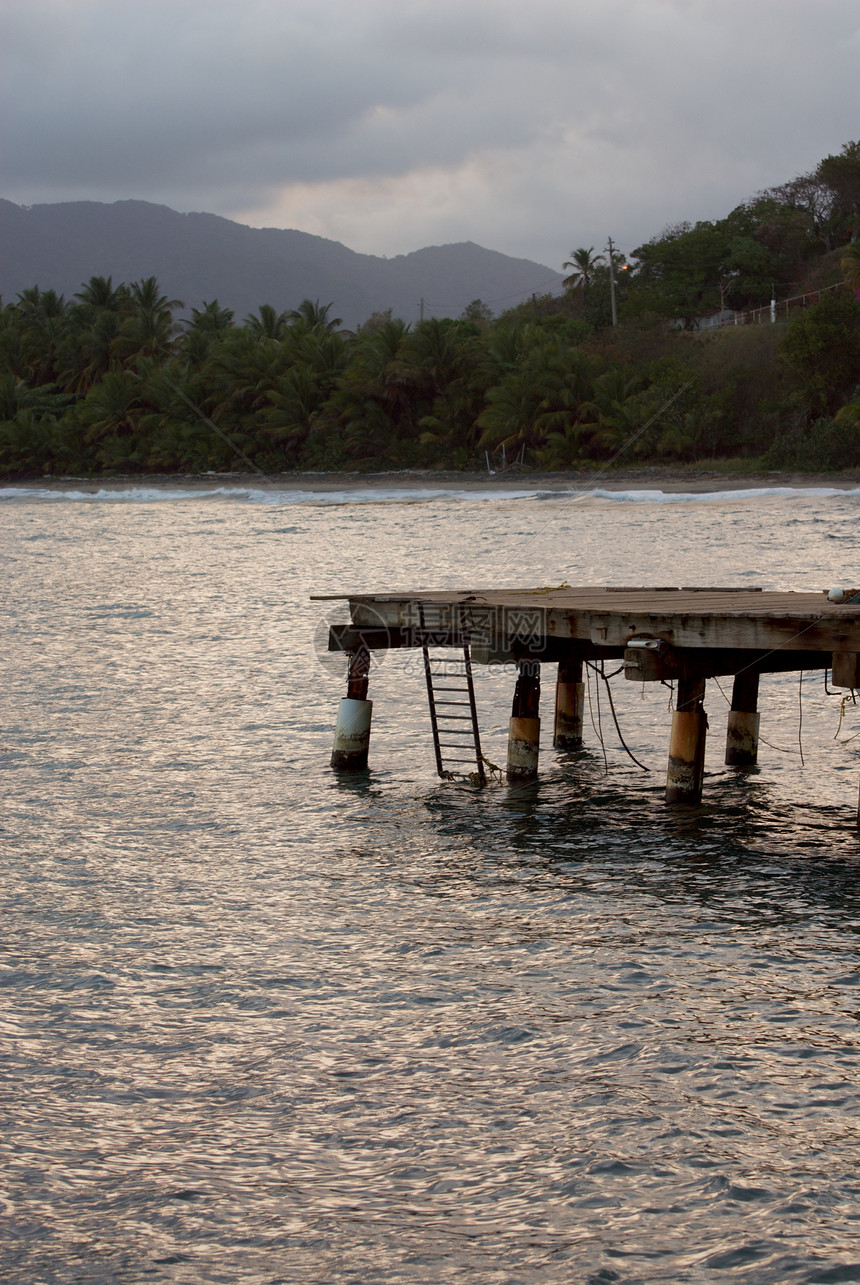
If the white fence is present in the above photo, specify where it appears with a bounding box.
[696,280,850,330]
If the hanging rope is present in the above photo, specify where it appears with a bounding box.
[710,675,796,756]
[586,661,650,772]
[584,659,608,773]
[834,691,860,743]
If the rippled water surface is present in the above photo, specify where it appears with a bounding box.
[4,480,860,1284]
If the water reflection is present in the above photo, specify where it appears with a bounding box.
[4,489,860,1284]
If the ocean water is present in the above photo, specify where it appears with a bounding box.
[3,479,860,1284]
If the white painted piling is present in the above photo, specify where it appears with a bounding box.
[331,697,373,771]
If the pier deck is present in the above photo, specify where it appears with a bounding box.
[315,586,860,816]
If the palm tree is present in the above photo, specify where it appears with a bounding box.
[76,369,144,450]
[59,309,129,393]
[477,336,600,456]
[74,276,130,314]
[578,369,646,454]
[186,300,235,333]
[286,299,342,333]
[400,318,475,399]
[127,277,183,359]
[395,319,481,462]
[244,304,291,340]
[180,300,236,370]
[0,372,74,423]
[562,247,605,294]
[201,325,295,451]
[330,319,413,461]
[11,287,70,384]
[260,329,352,465]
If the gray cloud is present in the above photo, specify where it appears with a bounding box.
[1,0,858,267]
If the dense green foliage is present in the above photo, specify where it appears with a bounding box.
[3,143,860,478]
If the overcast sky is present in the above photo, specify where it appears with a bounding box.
[1,0,857,270]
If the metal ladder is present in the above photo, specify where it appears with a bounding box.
[419,602,486,784]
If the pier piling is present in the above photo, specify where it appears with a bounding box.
[507,660,541,780]
[725,670,760,768]
[553,658,585,750]
[666,677,708,805]
[331,646,372,771]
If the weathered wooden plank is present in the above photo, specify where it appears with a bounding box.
[315,588,860,660]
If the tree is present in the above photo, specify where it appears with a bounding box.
[762,173,839,253]
[780,293,860,417]
[186,300,235,334]
[816,141,860,241]
[286,299,342,333]
[477,332,600,455]
[243,304,291,340]
[202,325,291,429]
[329,319,417,463]
[126,277,183,359]
[459,299,493,326]
[578,368,647,454]
[628,218,779,326]
[73,276,130,315]
[630,223,726,325]
[59,308,128,393]
[841,243,860,292]
[562,247,605,295]
[180,300,236,370]
[261,329,351,466]
[739,195,817,281]
[75,370,146,470]
[10,287,70,385]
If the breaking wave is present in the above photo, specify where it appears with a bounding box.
[2,482,859,506]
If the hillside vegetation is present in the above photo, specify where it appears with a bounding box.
[2,142,860,479]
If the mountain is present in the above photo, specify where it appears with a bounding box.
[0,199,564,326]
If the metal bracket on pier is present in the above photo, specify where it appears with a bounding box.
[624,637,678,682]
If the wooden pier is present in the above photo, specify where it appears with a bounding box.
[315,586,860,819]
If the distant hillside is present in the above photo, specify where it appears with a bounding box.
[0,199,563,326]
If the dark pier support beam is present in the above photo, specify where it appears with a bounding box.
[725,670,760,768]
[507,660,541,780]
[828,655,860,826]
[832,653,860,690]
[666,677,707,806]
[331,646,373,771]
[553,657,584,750]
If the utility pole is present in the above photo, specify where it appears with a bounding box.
[607,236,618,326]
[419,297,425,322]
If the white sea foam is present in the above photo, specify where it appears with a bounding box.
[579,486,860,503]
[0,485,239,504]
[0,484,542,505]
[1,482,859,506]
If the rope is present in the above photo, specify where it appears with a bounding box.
[586,660,650,772]
[711,674,797,755]
[584,660,608,772]
[834,682,860,741]
[477,753,505,784]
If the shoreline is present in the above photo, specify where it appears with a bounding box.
[5,466,860,495]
